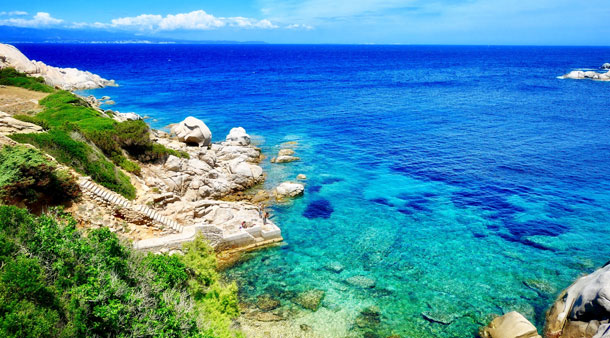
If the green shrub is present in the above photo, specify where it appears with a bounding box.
[12,115,50,130]
[0,206,241,337]
[9,131,136,200]
[0,67,55,93]
[0,145,80,205]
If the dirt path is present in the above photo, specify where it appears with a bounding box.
[0,85,49,115]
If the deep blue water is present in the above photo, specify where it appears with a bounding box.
[16,44,610,337]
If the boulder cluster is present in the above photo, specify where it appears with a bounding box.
[560,63,610,81]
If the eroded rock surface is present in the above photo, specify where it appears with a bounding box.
[545,264,610,338]
[171,116,212,147]
[480,311,541,338]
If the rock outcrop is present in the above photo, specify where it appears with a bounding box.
[274,182,305,198]
[171,116,212,147]
[225,127,251,146]
[480,312,541,338]
[560,70,610,81]
[602,63,610,70]
[143,128,263,202]
[270,147,300,163]
[545,264,610,338]
[0,111,43,134]
[0,43,117,90]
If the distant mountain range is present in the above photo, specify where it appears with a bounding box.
[0,26,266,44]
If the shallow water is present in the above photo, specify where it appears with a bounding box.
[17,44,610,337]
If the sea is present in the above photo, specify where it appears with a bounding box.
[15,43,610,337]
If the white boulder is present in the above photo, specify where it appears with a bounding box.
[113,112,142,122]
[171,116,212,147]
[560,70,610,81]
[602,63,610,70]
[274,182,304,198]
[226,127,251,146]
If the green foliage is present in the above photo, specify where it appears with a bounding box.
[37,91,115,131]
[9,131,136,200]
[0,206,243,338]
[12,114,50,130]
[0,145,80,205]
[182,236,242,338]
[0,67,55,93]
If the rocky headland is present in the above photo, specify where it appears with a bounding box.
[0,43,116,90]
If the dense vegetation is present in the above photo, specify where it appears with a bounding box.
[0,206,242,338]
[4,69,186,199]
[0,67,55,93]
[0,145,80,206]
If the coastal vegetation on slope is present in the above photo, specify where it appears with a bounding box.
[0,145,80,206]
[0,205,242,338]
[0,67,55,93]
[3,68,187,199]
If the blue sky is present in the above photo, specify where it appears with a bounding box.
[1,0,609,44]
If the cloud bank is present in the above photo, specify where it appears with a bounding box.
[0,12,62,28]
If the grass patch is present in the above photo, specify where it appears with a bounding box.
[0,67,55,93]
[10,130,136,200]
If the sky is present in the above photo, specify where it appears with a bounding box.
[1,0,609,45]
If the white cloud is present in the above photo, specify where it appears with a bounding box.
[0,12,62,27]
[286,23,314,30]
[107,10,279,31]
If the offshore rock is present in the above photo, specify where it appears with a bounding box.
[0,43,116,90]
[171,116,212,147]
[602,63,610,70]
[480,311,541,338]
[274,182,305,198]
[560,70,610,81]
[545,264,610,338]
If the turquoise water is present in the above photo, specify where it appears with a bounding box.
[17,44,610,336]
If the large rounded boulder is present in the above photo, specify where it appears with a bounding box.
[545,264,610,338]
[171,116,212,147]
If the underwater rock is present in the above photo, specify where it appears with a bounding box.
[278,148,295,156]
[297,174,307,180]
[303,199,334,219]
[256,294,281,311]
[346,275,376,289]
[325,261,345,273]
[421,311,456,325]
[355,306,382,329]
[292,289,325,311]
[300,323,312,332]
[251,311,284,322]
[523,279,556,295]
[479,311,541,338]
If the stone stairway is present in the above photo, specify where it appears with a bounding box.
[79,178,184,233]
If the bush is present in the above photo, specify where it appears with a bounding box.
[0,67,55,93]
[0,145,80,206]
[0,206,242,337]
[9,131,136,200]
